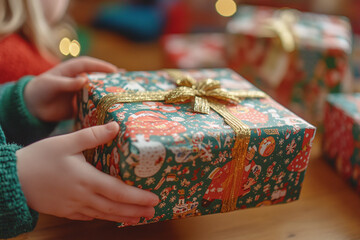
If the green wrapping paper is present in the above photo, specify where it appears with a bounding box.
[76,69,316,226]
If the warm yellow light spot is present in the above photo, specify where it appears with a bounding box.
[59,37,70,56]
[69,40,81,57]
[215,0,237,17]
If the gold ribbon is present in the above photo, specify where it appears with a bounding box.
[94,70,266,212]
[261,9,300,52]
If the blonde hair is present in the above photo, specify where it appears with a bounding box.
[0,0,76,59]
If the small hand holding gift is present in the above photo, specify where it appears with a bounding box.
[24,57,118,122]
[17,122,158,223]
[16,57,159,224]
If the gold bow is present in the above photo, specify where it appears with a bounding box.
[164,70,267,114]
[261,9,300,52]
[94,70,267,212]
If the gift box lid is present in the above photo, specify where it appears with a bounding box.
[327,93,360,123]
[227,5,352,54]
[83,69,316,130]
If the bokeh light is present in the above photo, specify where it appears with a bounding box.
[215,0,237,17]
[59,37,70,56]
[59,37,81,57]
[69,40,81,57]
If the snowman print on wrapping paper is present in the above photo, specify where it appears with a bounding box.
[131,135,166,178]
[125,111,187,178]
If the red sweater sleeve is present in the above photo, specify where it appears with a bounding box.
[0,34,58,84]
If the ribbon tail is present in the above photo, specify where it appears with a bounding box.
[209,101,251,212]
[194,96,210,114]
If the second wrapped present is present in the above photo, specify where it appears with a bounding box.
[227,5,352,125]
[323,93,360,193]
[76,69,316,226]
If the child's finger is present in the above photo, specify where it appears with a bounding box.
[65,122,119,153]
[80,207,140,224]
[48,75,87,92]
[57,56,117,77]
[87,169,159,207]
[85,193,155,218]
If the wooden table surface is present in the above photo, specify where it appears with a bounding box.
[11,29,360,240]
[11,136,360,240]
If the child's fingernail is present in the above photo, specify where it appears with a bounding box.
[105,122,118,131]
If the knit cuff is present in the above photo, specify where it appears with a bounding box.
[0,76,56,145]
[0,144,38,238]
[9,76,55,129]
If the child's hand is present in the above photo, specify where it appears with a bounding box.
[24,56,117,122]
[16,122,159,224]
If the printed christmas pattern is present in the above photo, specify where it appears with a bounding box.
[323,93,360,193]
[76,69,316,226]
[227,5,352,124]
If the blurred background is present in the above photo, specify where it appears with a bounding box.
[66,0,360,70]
[63,0,360,126]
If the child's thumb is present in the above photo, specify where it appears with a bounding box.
[69,122,119,153]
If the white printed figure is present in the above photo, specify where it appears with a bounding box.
[132,135,166,178]
[88,73,108,80]
[156,80,175,90]
[281,116,308,133]
[271,185,287,201]
[123,81,146,91]
[264,108,281,119]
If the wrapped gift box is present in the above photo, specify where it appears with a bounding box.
[238,0,311,11]
[162,33,227,69]
[323,94,360,193]
[227,5,352,125]
[76,69,316,226]
[239,0,360,34]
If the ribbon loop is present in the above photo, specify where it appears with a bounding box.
[194,96,210,114]
[163,71,247,113]
[164,86,195,103]
[196,78,221,92]
[262,8,300,52]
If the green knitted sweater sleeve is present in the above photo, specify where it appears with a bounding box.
[0,76,56,146]
[0,77,58,238]
[0,141,38,238]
